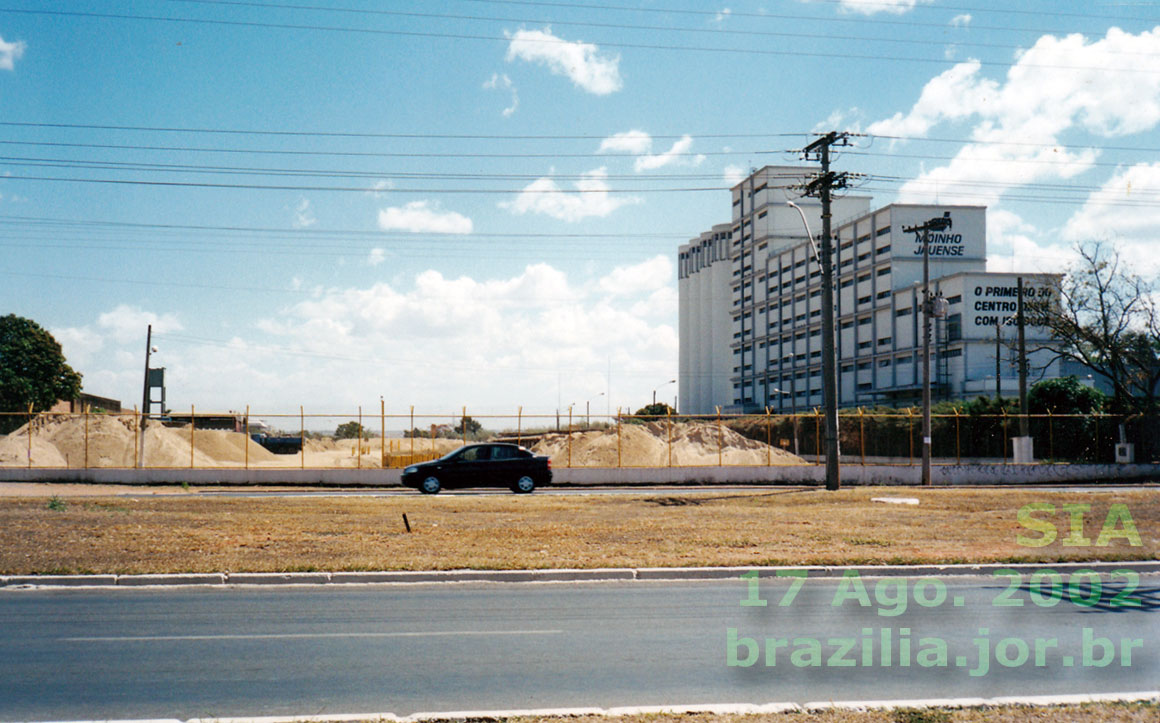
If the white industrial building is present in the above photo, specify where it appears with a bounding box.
[678,166,1064,414]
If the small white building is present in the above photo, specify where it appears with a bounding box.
[678,166,1063,414]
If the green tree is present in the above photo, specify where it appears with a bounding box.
[1030,241,1160,413]
[334,421,365,439]
[0,314,82,433]
[633,402,676,418]
[454,415,482,437]
[1028,375,1106,415]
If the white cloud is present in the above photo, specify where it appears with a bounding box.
[0,36,25,71]
[598,131,705,172]
[813,108,863,134]
[714,9,732,23]
[500,167,641,222]
[366,179,393,198]
[1063,162,1160,246]
[292,198,316,229]
[598,255,672,296]
[724,165,747,187]
[483,72,519,117]
[368,248,387,266]
[634,135,705,172]
[868,27,1160,205]
[378,201,473,234]
[97,305,183,345]
[599,130,653,155]
[832,0,932,15]
[950,14,972,27]
[505,27,622,95]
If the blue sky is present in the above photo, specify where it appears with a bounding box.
[2,0,1159,426]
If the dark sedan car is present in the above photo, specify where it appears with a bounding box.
[401,442,552,494]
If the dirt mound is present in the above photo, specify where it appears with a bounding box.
[0,415,279,468]
[531,421,804,467]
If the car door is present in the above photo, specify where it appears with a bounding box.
[453,444,490,488]
[488,444,518,486]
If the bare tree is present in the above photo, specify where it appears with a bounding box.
[1032,241,1160,412]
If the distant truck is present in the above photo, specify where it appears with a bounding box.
[250,433,303,455]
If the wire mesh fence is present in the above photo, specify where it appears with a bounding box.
[0,407,1156,470]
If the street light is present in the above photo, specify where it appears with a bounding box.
[904,212,953,487]
[652,378,676,406]
[786,201,839,491]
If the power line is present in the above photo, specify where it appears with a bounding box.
[150,0,1160,61]
[3,7,1156,74]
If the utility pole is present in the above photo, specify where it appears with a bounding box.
[903,213,952,487]
[1017,276,1029,438]
[800,131,848,492]
[139,324,152,467]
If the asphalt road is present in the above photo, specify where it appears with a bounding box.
[1,575,1157,721]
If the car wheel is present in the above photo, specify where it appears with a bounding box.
[512,475,536,494]
[420,476,442,494]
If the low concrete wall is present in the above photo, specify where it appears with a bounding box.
[2,463,1159,486]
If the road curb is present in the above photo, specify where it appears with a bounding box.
[2,560,1158,589]
[49,691,1160,723]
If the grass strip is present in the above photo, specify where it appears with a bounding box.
[0,487,1156,575]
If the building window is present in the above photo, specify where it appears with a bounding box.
[840,278,854,288]
[878,336,892,346]
[857,273,871,283]
[858,295,872,305]
[947,295,962,305]
[877,266,891,276]
[879,359,891,367]
[947,313,962,341]
[858,316,872,326]
[877,244,891,255]
[840,320,854,329]
[857,361,872,370]
[858,340,872,350]
[876,226,891,237]
[896,307,912,317]
[877,290,891,300]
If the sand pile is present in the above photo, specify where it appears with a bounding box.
[0,415,279,468]
[531,421,804,467]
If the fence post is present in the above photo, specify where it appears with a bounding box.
[381,399,386,468]
[618,408,624,468]
[568,406,573,468]
[907,408,914,466]
[1002,409,1009,465]
[1047,408,1054,462]
[814,408,821,461]
[300,406,305,471]
[668,407,674,468]
[410,406,415,457]
[765,407,771,467]
[954,407,961,465]
[716,406,723,467]
[190,404,195,469]
[245,405,250,470]
[516,406,522,447]
[462,406,468,448]
[1094,413,1100,463]
[357,406,363,470]
[858,407,865,466]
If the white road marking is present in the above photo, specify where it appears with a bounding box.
[63,629,563,642]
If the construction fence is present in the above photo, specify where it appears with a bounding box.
[0,407,1157,470]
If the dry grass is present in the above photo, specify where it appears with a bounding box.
[510,704,1159,723]
[0,487,1156,575]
